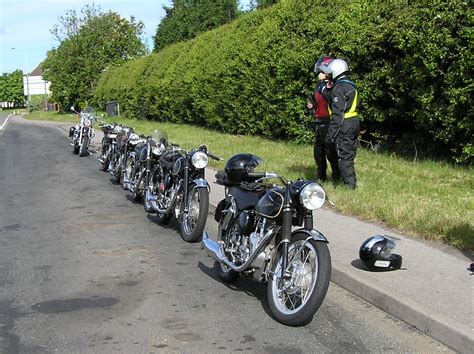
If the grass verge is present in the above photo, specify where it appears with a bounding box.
[24,111,474,252]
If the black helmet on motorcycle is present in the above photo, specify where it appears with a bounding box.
[224,153,262,184]
[359,235,402,271]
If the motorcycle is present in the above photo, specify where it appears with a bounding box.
[202,154,331,326]
[69,106,97,157]
[107,125,135,184]
[144,143,222,243]
[98,122,121,171]
[122,130,168,201]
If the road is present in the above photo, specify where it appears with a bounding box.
[0,116,451,353]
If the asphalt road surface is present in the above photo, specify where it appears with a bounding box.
[0,117,451,353]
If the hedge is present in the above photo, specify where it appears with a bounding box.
[93,0,473,164]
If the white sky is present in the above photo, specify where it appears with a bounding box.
[0,0,251,74]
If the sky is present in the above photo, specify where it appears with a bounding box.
[0,0,251,75]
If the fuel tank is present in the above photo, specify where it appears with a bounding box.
[256,188,284,218]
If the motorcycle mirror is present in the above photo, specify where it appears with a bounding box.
[70,106,75,112]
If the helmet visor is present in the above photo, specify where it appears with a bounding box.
[380,238,396,258]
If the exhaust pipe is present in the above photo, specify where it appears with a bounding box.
[202,230,274,272]
[145,190,160,212]
[122,175,133,191]
[202,231,226,260]
[145,188,180,214]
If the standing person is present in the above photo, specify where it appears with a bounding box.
[320,58,360,189]
[307,56,340,182]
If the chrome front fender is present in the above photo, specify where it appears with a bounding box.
[192,178,210,191]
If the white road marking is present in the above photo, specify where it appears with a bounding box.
[0,114,13,131]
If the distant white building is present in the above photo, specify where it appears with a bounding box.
[23,65,50,96]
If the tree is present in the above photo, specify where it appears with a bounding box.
[249,0,278,9]
[153,0,239,52]
[50,4,102,43]
[0,70,25,107]
[42,6,147,109]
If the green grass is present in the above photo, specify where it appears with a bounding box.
[24,112,474,252]
[26,110,79,123]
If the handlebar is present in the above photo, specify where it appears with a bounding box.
[208,152,223,161]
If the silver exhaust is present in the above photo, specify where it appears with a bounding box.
[145,189,179,214]
[122,175,133,191]
[202,231,226,261]
[202,230,274,272]
[145,190,160,212]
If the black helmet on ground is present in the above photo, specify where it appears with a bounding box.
[224,153,262,184]
[359,235,402,271]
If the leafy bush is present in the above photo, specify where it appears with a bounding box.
[94,0,472,164]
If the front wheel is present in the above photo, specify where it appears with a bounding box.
[267,233,331,326]
[122,156,134,190]
[100,142,109,171]
[79,136,89,157]
[72,140,79,155]
[179,185,209,243]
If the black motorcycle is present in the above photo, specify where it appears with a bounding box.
[98,122,121,171]
[143,143,221,243]
[122,130,168,201]
[106,126,135,184]
[202,153,331,326]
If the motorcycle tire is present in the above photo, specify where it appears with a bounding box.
[179,184,209,243]
[122,157,134,190]
[214,260,239,283]
[100,141,109,171]
[156,211,172,225]
[267,233,331,327]
[132,189,142,202]
[73,141,79,155]
[79,136,89,157]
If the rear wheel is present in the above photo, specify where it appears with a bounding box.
[79,136,89,157]
[179,185,209,243]
[267,233,331,326]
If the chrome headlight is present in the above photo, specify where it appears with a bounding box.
[191,151,208,169]
[83,118,92,127]
[300,183,326,210]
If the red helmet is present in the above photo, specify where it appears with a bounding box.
[313,56,333,74]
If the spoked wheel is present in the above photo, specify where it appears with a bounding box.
[268,233,331,326]
[73,140,79,154]
[122,157,134,190]
[180,184,209,243]
[111,155,123,184]
[215,221,240,282]
[79,136,89,157]
[100,143,109,171]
